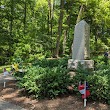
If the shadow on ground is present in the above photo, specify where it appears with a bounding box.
[0,81,110,110]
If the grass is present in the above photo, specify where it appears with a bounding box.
[0,65,11,74]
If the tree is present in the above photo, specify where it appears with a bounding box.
[0,0,110,64]
[55,0,65,57]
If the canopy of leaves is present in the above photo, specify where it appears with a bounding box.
[0,0,110,64]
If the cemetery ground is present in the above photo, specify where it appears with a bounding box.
[0,76,110,110]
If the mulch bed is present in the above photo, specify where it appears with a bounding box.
[0,81,110,110]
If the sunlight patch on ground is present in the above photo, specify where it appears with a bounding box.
[0,65,11,73]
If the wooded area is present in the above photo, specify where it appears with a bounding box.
[0,0,110,65]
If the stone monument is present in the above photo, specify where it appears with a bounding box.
[68,20,94,70]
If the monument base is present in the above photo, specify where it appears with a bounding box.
[68,59,94,70]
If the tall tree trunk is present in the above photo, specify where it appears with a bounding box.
[50,0,54,38]
[95,30,99,51]
[9,0,14,56]
[24,0,27,35]
[76,4,84,24]
[48,0,54,55]
[95,35,98,51]
[62,15,71,55]
[62,30,67,55]
[48,0,54,37]
[48,0,51,34]
[55,0,64,58]
[10,0,14,37]
[47,11,50,34]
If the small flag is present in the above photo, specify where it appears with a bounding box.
[78,81,90,99]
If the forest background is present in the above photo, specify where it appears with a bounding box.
[0,0,110,65]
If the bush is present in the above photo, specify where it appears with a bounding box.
[15,58,71,98]
[16,63,72,99]
[72,64,110,104]
[35,66,71,99]
[16,66,46,94]
[15,57,110,104]
[33,58,68,68]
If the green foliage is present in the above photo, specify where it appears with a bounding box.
[92,55,104,67]
[91,55,110,70]
[13,56,110,104]
[13,43,31,61]
[72,63,110,104]
[15,66,45,94]
[33,57,69,68]
[0,0,110,64]
[88,68,110,103]
[35,66,70,99]
[14,58,69,99]
[84,0,110,52]
[15,58,72,99]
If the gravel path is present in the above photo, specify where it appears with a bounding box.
[0,74,26,110]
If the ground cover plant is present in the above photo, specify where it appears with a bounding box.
[72,56,110,104]
[14,58,73,99]
[14,56,110,104]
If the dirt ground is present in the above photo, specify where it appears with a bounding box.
[0,81,110,110]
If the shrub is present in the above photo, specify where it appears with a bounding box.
[16,65,72,99]
[15,57,110,104]
[33,58,68,68]
[16,66,46,94]
[35,66,71,99]
[72,64,110,104]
